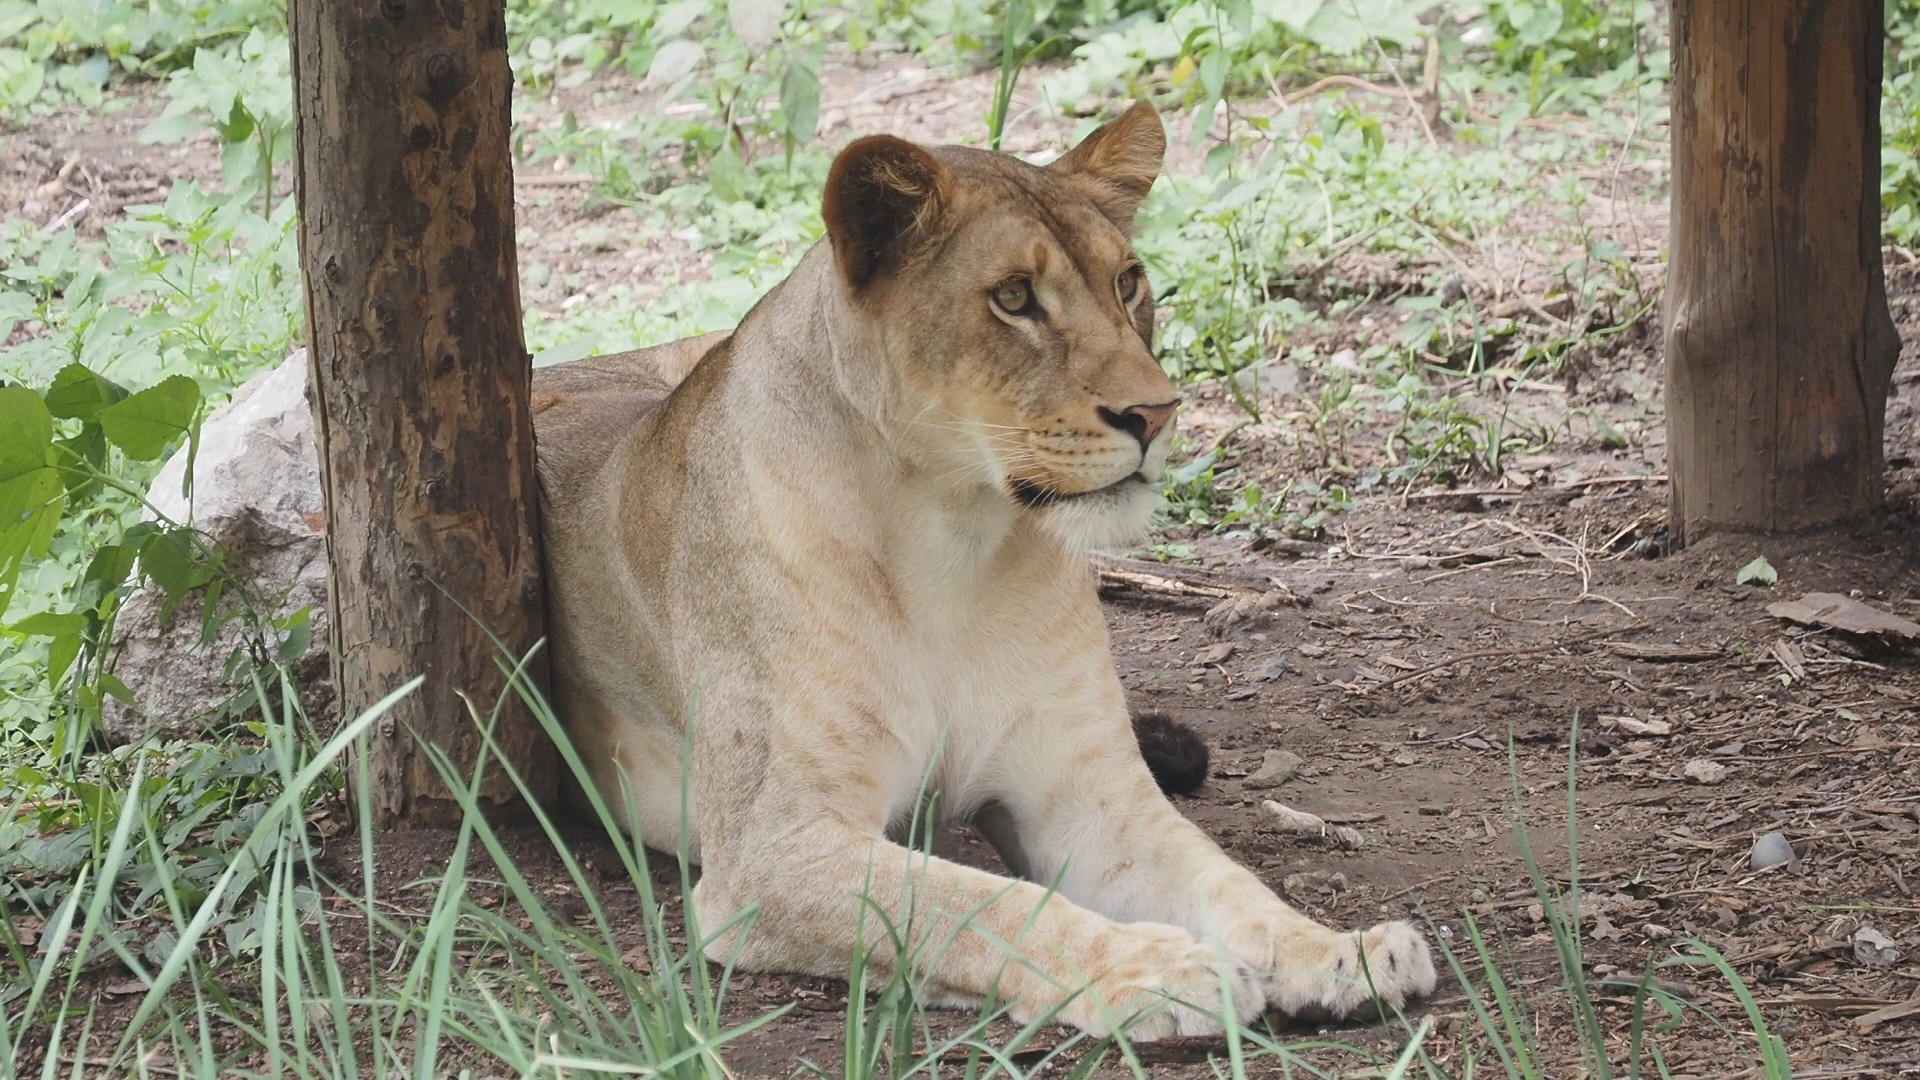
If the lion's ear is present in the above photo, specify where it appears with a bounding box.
[822,135,950,289]
[1048,100,1165,226]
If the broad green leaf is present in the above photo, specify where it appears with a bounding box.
[780,57,820,147]
[647,39,704,86]
[0,384,53,480]
[97,670,133,705]
[44,362,129,421]
[47,628,81,690]
[137,110,203,145]
[141,525,218,601]
[1736,556,1777,586]
[215,97,257,144]
[654,0,704,39]
[8,611,86,637]
[8,609,89,690]
[98,374,201,461]
[708,142,748,204]
[79,538,143,610]
[1224,0,1253,38]
[0,388,63,619]
[1199,48,1228,101]
[277,607,313,660]
[1253,0,1323,32]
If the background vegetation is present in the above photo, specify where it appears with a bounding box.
[1,0,1915,1073]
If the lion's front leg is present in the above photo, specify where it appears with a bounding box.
[986,678,1437,1019]
[692,816,1268,1039]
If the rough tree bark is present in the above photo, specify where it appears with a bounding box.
[289,0,555,826]
[1666,0,1902,544]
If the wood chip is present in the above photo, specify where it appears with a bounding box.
[1602,714,1672,736]
[1767,592,1920,641]
[1854,989,1920,1033]
[1770,639,1809,681]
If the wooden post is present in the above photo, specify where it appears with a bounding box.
[1665,0,1901,543]
[289,0,555,826]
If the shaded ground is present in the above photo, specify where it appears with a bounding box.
[6,50,1920,1080]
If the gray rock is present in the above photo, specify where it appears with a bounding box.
[105,350,333,742]
[1682,758,1728,785]
[1749,830,1796,871]
[1229,359,1301,400]
[1243,748,1303,789]
[1851,927,1900,967]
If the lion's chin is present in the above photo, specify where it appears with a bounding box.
[1024,474,1164,551]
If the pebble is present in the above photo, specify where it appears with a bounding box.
[1281,869,1348,900]
[1852,927,1900,967]
[1749,831,1796,870]
[1244,749,1303,789]
[1259,655,1290,681]
[1683,758,1729,785]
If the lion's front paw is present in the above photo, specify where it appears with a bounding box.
[1049,922,1268,1040]
[1264,919,1438,1019]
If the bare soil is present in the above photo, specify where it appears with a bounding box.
[6,55,1919,1079]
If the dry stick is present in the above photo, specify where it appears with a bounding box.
[1562,473,1668,489]
[1410,555,1525,586]
[1279,73,1419,105]
[1087,553,1242,600]
[1747,742,1920,764]
[1355,622,1650,695]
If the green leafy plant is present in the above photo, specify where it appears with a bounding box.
[138,27,294,213]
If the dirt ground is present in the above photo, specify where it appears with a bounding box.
[6,50,1920,1079]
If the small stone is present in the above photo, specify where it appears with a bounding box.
[1749,831,1796,871]
[1281,870,1347,901]
[1259,655,1290,681]
[1852,927,1899,967]
[1244,749,1303,789]
[1195,642,1236,665]
[1683,759,1728,785]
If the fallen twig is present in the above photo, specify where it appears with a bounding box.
[1356,622,1649,694]
[1088,553,1241,600]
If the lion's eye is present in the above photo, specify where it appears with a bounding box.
[1117,265,1143,305]
[992,279,1037,317]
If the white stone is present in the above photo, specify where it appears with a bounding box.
[105,350,332,741]
[1682,758,1728,785]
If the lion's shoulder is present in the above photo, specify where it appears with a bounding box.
[532,331,730,508]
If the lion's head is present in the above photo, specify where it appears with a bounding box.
[820,102,1178,550]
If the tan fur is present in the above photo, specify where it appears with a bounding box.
[533,103,1436,1038]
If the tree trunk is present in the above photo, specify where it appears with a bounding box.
[289,0,555,826]
[1665,0,1902,544]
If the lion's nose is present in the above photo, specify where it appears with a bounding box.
[1099,400,1179,451]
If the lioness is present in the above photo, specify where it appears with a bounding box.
[531,102,1436,1038]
